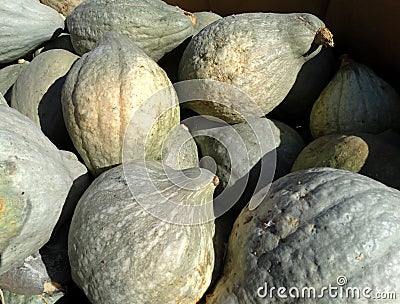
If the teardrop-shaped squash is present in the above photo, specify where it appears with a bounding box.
[310,56,400,138]
[179,13,333,122]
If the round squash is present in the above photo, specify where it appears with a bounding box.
[66,0,195,61]
[207,167,400,303]
[310,56,400,138]
[61,32,180,175]
[68,161,217,303]
[291,131,400,189]
[179,13,334,122]
[11,49,79,149]
[0,0,64,64]
[291,134,369,173]
[0,106,87,275]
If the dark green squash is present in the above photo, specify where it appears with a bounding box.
[179,13,334,122]
[66,0,196,61]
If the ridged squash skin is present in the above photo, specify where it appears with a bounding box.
[61,32,180,175]
[11,49,79,149]
[0,0,64,64]
[68,161,217,304]
[207,168,400,304]
[66,0,195,60]
[0,106,86,275]
[310,60,400,138]
[179,13,333,122]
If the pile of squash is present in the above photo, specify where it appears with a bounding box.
[1,1,399,303]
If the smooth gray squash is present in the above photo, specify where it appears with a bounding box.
[11,49,79,149]
[310,56,400,138]
[179,13,334,122]
[0,106,87,275]
[0,0,64,64]
[207,168,400,303]
[68,161,218,303]
[61,32,180,175]
[66,0,195,61]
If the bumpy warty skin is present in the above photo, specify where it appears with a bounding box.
[207,168,400,304]
[61,32,180,175]
[179,13,328,122]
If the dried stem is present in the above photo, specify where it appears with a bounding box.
[314,27,334,47]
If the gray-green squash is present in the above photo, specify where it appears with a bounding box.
[0,0,64,64]
[207,168,400,304]
[66,0,196,61]
[68,161,218,303]
[291,130,400,189]
[61,32,180,175]
[0,106,87,276]
[310,56,400,138]
[193,118,304,191]
[179,13,334,122]
[11,49,79,149]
